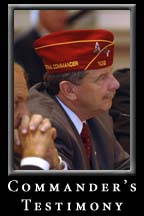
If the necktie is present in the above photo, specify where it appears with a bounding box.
[80,123,91,159]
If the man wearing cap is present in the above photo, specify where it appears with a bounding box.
[28,29,130,170]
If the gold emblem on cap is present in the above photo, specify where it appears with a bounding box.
[98,60,106,66]
[45,61,79,70]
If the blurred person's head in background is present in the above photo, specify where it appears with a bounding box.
[33,10,69,35]
[14,10,70,87]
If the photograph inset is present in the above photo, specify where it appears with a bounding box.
[8,5,135,174]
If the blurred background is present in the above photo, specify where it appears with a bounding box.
[13,9,130,72]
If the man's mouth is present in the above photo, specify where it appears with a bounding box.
[103,92,115,100]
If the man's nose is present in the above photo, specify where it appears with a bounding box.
[111,75,120,90]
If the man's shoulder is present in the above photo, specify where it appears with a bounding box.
[28,84,78,137]
[29,83,56,115]
[28,83,67,123]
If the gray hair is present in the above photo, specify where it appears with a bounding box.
[43,70,87,95]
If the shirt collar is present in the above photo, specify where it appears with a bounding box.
[56,97,83,134]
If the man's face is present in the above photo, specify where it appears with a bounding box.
[74,66,120,117]
[14,94,29,129]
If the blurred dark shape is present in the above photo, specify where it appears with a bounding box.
[68,10,92,25]
[109,68,130,153]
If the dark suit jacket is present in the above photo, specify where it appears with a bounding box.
[110,68,130,153]
[28,83,130,170]
[14,28,46,87]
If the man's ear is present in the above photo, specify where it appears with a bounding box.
[59,81,77,100]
